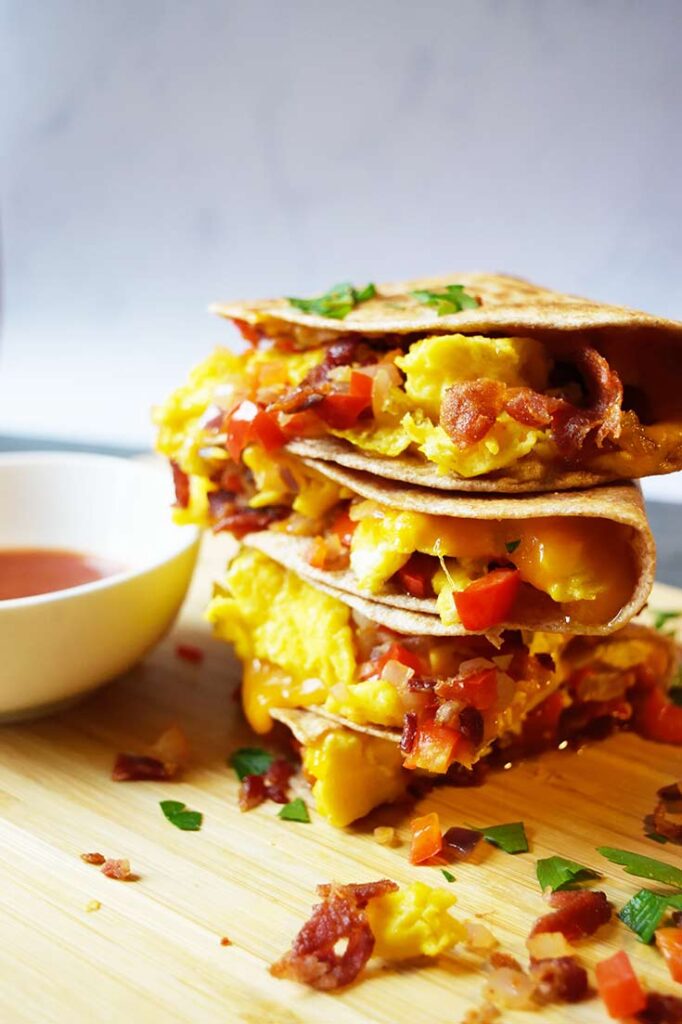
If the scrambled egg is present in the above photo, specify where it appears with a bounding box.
[206,549,356,733]
[335,334,552,477]
[395,334,550,420]
[302,728,407,827]
[366,881,466,959]
[349,505,634,624]
[243,447,347,518]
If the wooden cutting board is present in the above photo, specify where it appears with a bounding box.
[1,532,681,1024]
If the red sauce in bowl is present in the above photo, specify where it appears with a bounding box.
[0,549,123,600]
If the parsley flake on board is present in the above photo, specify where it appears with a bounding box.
[477,822,529,855]
[441,869,456,883]
[597,847,682,888]
[160,800,203,831]
[536,856,601,892]
[411,284,479,316]
[278,798,310,823]
[287,281,376,320]
[230,747,274,781]
[619,888,682,943]
[505,539,521,554]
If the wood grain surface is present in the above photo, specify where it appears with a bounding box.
[1,532,681,1024]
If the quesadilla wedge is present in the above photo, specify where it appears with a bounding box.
[209,549,677,827]
[153,272,682,492]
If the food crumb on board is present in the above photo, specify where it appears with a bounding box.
[220,937,232,947]
[373,826,398,846]
[80,852,106,865]
[85,900,101,913]
[175,643,205,665]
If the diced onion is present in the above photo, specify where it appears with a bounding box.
[484,968,535,1010]
[526,932,574,960]
[492,654,514,671]
[465,920,498,952]
[459,658,496,677]
[435,701,462,727]
[380,659,415,688]
[373,826,397,846]
[371,364,401,419]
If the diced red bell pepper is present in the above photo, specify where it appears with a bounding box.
[329,508,357,548]
[349,369,374,400]
[231,318,262,346]
[279,409,325,438]
[374,642,423,677]
[409,811,443,864]
[656,927,682,983]
[316,393,371,429]
[225,401,285,460]
[454,568,521,631]
[403,722,462,773]
[634,686,682,744]
[595,951,646,1019]
[395,553,436,598]
[456,668,499,711]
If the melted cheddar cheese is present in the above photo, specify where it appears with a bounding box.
[349,505,636,626]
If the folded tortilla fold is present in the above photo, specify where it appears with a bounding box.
[244,466,655,636]
[212,272,682,341]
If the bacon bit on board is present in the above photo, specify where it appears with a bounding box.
[80,852,106,865]
[174,643,204,665]
[171,461,190,509]
[270,880,398,990]
[461,1005,501,1024]
[530,957,588,1004]
[220,936,232,947]
[530,889,611,941]
[101,858,134,881]
[652,782,682,844]
[636,992,682,1023]
[111,752,177,782]
[238,758,294,812]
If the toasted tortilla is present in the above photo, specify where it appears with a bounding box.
[286,436,660,494]
[244,475,655,636]
[212,272,682,341]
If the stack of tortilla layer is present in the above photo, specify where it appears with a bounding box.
[156,273,682,826]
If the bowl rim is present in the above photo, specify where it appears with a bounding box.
[0,450,200,611]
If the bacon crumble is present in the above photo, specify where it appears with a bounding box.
[238,758,294,812]
[270,880,398,990]
[529,956,588,1004]
[111,752,177,782]
[652,781,682,844]
[530,889,611,941]
[101,858,134,880]
[80,852,106,865]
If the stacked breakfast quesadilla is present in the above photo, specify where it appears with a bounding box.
[156,273,682,826]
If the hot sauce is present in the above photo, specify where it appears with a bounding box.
[0,548,122,600]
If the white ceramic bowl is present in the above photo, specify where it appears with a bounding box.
[0,452,200,721]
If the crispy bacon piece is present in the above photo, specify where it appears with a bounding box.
[504,388,564,428]
[530,957,589,1004]
[111,752,176,782]
[171,461,190,508]
[530,890,611,941]
[101,858,133,880]
[636,992,682,1023]
[80,852,106,865]
[238,773,267,811]
[212,505,288,539]
[440,379,505,447]
[270,880,398,990]
[238,758,294,811]
[652,781,682,844]
[550,346,623,457]
[267,338,362,416]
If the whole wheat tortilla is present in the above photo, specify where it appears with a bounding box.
[244,477,654,636]
[212,272,682,341]
[286,436,643,494]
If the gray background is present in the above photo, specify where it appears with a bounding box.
[1,0,681,503]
